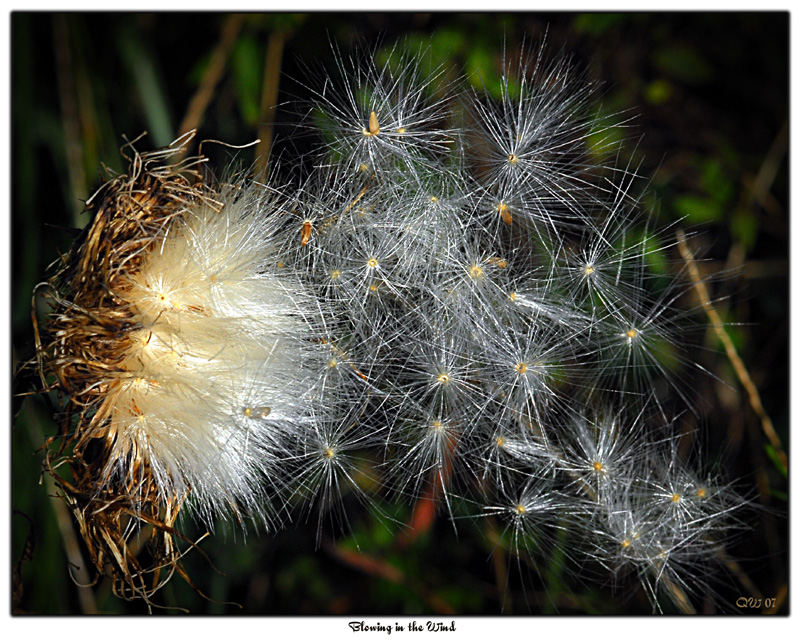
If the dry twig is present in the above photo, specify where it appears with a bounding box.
[175,14,245,158]
[254,29,287,176]
[676,230,785,469]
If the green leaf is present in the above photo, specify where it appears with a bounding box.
[431,28,466,60]
[765,444,787,478]
[573,13,627,35]
[644,78,673,105]
[673,194,723,223]
[731,208,759,251]
[586,125,624,162]
[118,27,174,146]
[701,158,734,205]
[652,45,712,84]
[231,34,263,126]
[465,48,495,93]
[642,232,668,275]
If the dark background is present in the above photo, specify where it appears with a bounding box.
[11,12,788,614]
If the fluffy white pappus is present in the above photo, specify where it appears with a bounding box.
[573,431,750,613]
[465,44,620,225]
[300,41,456,177]
[480,473,569,568]
[393,325,489,422]
[553,405,654,498]
[105,186,324,527]
[471,307,581,422]
[282,399,387,541]
[465,414,555,497]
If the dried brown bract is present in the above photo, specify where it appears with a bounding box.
[33,133,219,606]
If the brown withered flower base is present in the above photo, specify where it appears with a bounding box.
[33,133,222,608]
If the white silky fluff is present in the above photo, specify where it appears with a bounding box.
[107,187,320,526]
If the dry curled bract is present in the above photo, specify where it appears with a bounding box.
[35,134,217,605]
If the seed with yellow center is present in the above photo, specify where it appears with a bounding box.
[436,372,450,385]
[328,358,338,368]
[431,420,443,430]
[584,264,595,275]
[330,269,341,280]
[509,292,518,301]
[621,539,631,548]
[671,493,681,503]
[507,153,519,165]
[396,127,406,133]
[243,407,253,418]
[323,448,335,459]
[592,461,604,472]
[430,196,439,203]
[495,436,505,447]
[469,264,483,279]
[626,328,638,339]
[515,362,528,375]
[696,488,707,499]
[515,504,526,515]
[366,257,379,269]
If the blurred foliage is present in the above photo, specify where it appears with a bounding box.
[11,12,787,615]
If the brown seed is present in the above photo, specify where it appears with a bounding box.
[497,202,512,226]
[368,110,380,135]
[301,220,312,246]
